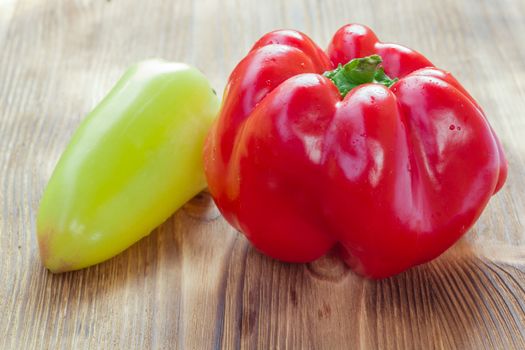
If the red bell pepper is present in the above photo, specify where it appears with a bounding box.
[204,24,507,278]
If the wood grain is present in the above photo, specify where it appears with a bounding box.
[1,0,524,349]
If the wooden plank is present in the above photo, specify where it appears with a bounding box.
[0,0,524,349]
[0,0,16,46]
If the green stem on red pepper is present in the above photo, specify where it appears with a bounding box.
[323,54,398,97]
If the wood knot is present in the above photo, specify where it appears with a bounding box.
[317,302,332,320]
[289,289,298,307]
[306,249,350,282]
[182,190,221,221]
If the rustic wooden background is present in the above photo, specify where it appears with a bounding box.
[1,0,524,349]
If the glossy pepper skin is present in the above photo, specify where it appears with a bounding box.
[38,60,219,272]
[204,24,508,278]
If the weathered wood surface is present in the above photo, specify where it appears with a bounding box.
[0,0,524,349]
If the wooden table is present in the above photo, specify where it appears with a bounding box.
[1,0,524,349]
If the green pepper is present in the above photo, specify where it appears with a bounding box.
[37,60,219,272]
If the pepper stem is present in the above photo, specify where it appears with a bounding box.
[323,55,398,97]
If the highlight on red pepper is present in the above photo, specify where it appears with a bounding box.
[203,24,508,278]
